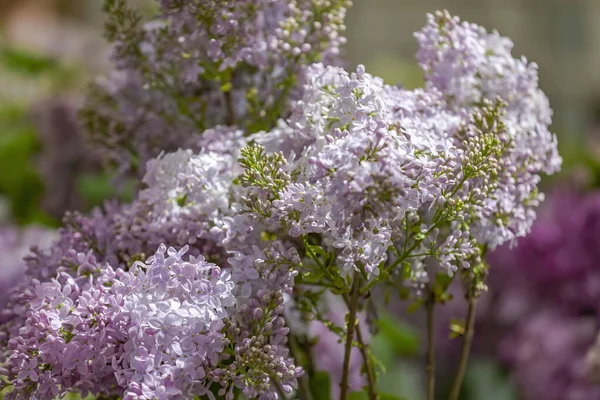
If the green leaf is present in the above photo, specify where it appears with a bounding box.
[221,81,233,92]
[463,357,518,400]
[380,393,407,400]
[77,172,135,208]
[0,47,59,76]
[434,271,453,290]
[0,110,49,225]
[310,371,332,400]
[347,391,368,400]
[406,301,422,314]
[449,319,465,339]
[376,312,419,356]
[305,242,327,256]
[414,232,426,241]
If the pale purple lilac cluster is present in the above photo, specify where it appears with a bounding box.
[2,244,300,399]
[0,7,561,400]
[84,0,350,176]
[246,30,559,292]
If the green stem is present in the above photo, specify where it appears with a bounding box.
[340,272,361,400]
[449,297,477,400]
[342,293,379,400]
[426,296,436,400]
[355,323,379,400]
[224,89,236,125]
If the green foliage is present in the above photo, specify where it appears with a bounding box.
[463,357,518,400]
[376,312,420,356]
[0,43,84,93]
[370,313,424,400]
[76,172,135,207]
[0,104,55,225]
[310,371,333,400]
[347,391,368,400]
[0,47,60,77]
[103,0,143,43]
[449,319,466,339]
[346,391,406,400]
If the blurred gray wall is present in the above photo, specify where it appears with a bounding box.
[345,0,600,138]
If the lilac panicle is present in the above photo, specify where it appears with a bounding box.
[244,52,559,296]
[3,244,237,399]
[83,0,351,176]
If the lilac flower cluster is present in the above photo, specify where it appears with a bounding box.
[1,6,561,400]
[84,0,350,175]
[245,37,559,293]
[2,244,300,399]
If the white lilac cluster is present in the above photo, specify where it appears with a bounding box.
[109,126,255,267]
[415,10,561,243]
[1,244,299,399]
[245,53,559,292]
[84,0,350,175]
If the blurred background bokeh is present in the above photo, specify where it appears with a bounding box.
[1,1,599,400]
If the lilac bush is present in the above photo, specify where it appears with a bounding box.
[487,190,600,400]
[0,5,562,400]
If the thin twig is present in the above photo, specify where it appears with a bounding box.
[224,90,236,125]
[342,293,379,400]
[426,296,436,400]
[449,296,477,400]
[355,323,379,400]
[340,272,361,400]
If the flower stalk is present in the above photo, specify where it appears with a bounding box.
[449,296,478,400]
[340,273,361,400]
[426,294,436,400]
